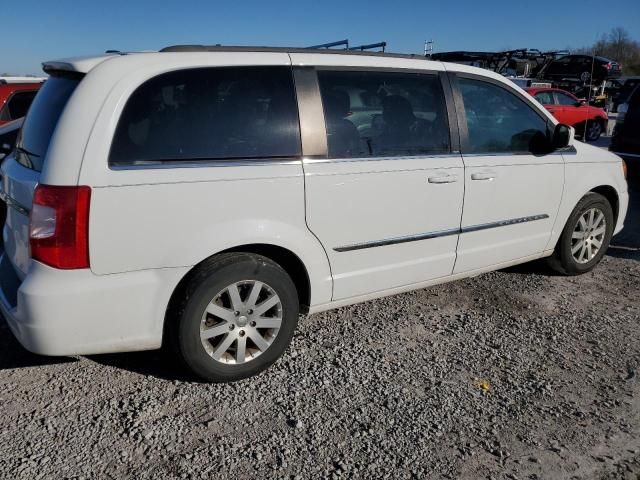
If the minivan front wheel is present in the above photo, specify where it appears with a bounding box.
[547,192,613,275]
[172,252,299,382]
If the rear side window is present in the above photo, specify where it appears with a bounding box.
[317,70,450,158]
[7,91,38,119]
[555,92,576,106]
[109,66,301,166]
[16,75,80,172]
[458,78,548,154]
[534,91,554,105]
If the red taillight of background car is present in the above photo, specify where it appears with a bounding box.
[29,185,91,269]
[605,62,612,70]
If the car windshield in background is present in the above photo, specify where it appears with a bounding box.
[15,75,80,171]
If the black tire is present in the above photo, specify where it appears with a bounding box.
[580,71,591,83]
[584,119,603,142]
[170,252,299,382]
[547,192,614,275]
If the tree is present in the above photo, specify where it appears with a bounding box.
[576,27,640,75]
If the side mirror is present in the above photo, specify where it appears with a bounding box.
[575,99,587,107]
[552,124,573,149]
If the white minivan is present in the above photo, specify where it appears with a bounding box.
[0,46,628,382]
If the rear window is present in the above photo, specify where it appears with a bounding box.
[16,75,80,171]
[109,66,301,166]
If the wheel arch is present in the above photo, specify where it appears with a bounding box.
[589,184,620,223]
[163,243,313,347]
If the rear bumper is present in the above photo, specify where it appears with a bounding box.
[0,256,187,356]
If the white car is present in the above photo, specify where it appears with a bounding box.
[0,46,629,382]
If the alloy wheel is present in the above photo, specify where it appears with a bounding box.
[200,280,283,364]
[586,121,602,141]
[571,207,606,264]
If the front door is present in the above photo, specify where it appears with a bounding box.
[296,66,465,301]
[452,75,564,274]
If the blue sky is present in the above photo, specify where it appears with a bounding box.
[3,0,639,75]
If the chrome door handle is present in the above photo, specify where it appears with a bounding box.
[428,175,458,184]
[471,173,495,181]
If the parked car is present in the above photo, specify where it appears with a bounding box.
[539,55,622,83]
[611,84,640,175]
[0,82,42,126]
[0,47,628,382]
[526,87,608,141]
[610,76,640,112]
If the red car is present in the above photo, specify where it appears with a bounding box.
[525,87,608,141]
[0,82,42,126]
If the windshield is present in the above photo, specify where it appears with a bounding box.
[15,74,81,171]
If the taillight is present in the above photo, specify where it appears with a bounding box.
[606,62,612,70]
[29,185,91,269]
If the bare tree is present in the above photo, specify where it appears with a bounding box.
[576,27,640,75]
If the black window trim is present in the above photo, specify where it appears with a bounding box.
[449,72,556,156]
[302,65,458,161]
[108,65,304,169]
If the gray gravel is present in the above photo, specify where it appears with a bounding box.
[1,181,639,480]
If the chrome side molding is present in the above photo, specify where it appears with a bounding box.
[334,214,549,252]
[334,227,460,252]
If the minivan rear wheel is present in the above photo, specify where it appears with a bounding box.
[547,192,613,275]
[172,252,299,382]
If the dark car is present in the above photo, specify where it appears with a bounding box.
[540,55,622,83]
[610,76,640,112]
[610,84,640,176]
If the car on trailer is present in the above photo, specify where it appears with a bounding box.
[539,55,622,84]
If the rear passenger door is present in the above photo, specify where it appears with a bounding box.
[451,75,564,274]
[295,66,464,301]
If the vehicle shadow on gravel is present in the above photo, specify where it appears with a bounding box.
[0,315,77,370]
[89,350,198,382]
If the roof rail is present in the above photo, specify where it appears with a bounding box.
[349,42,386,52]
[158,45,431,61]
[306,40,349,49]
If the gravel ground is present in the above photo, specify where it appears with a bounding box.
[1,179,639,480]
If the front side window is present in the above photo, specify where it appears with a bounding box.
[459,78,549,154]
[555,91,577,106]
[317,70,450,158]
[109,66,301,165]
[534,91,554,105]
